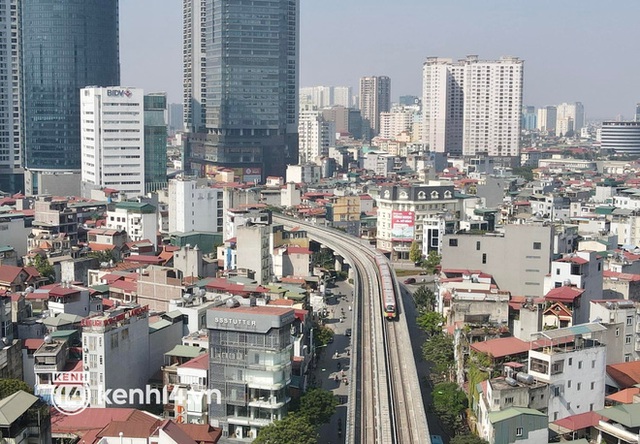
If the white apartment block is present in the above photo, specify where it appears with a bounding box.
[536,106,557,134]
[333,86,352,108]
[106,201,158,246]
[299,86,332,108]
[590,299,639,364]
[422,55,523,157]
[285,164,321,184]
[556,102,585,136]
[81,87,145,198]
[168,177,223,233]
[298,105,335,164]
[379,105,414,140]
[82,305,151,407]
[528,324,607,423]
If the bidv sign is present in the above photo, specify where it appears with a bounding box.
[107,89,132,98]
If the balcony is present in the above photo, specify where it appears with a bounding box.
[247,396,289,410]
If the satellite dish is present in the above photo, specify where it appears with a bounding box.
[44,335,53,344]
[1,338,8,346]
[25,286,34,294]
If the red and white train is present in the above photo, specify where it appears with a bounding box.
[375,253,397,319]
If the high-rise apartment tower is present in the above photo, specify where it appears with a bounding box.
[422,55,523,157]
[359,76,391,138]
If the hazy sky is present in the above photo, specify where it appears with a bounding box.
[120,0,640,120]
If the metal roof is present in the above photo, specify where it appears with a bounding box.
[535,322,607,340]
[0,390,38,426]
[488,407,546,424]
[597,403,640,428]
[164,345,206,358]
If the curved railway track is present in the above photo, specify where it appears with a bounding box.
[274,215,430,443]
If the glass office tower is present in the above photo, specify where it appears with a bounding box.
[144,93,168,193]
[183,0,299,181]
[20,0,120,173]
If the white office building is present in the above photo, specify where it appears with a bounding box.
[81,87,145,198]
[168,177,224,233]
[422,55,523,157]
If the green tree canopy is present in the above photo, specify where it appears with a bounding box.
[0,378,32,399]
[298,388,338,425]
[423,250,442,274]
[450,433,489,444]
[433,382,468,433]
[422,334,455,382]
[254,414,317,444]
[416,311,444,336]
[30,255,54,283]
[413,285,436,311]
[409,241,422,264]
[314,324,334,347]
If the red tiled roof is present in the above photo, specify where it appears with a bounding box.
[607,361,640,389]
[0,265,23,284]
[179,352,209,371]
[99,418,162,439]
[110,280,138,293]
[51,408,149,435]
[124,255,163,264]
[545,286,584,302]
[152,420,197,444]
[268,298,295,306]
[49,286,81,297]
[88,243,116,252]
[176,423,222,443]
[470,337,530,359]
[557,256,588,265]
[606,387,640,404]
[603,270,640,282]
[23,338,44,350]
[552,411,604,431]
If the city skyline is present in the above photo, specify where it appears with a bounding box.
[120,0,640,120]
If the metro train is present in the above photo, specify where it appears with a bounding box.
[375,253,397,320]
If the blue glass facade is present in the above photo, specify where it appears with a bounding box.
[20,0,120,171]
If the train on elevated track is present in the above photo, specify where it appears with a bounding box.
[375,253,397,320]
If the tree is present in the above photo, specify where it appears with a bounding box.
[450,434,489,444]
[298,388,338,425]
[0,379,32,399]
[416,311,444,336]
[314,324,334,347]
[409,241,422,264]
[423,250,441,274]
[89,249,114,264]
[422,334,455,382]
[254,414,317,444]
[413,285,436,311]
[30,255,54,283]
[432,382,467,433]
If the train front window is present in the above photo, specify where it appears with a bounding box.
[386,305,394,312]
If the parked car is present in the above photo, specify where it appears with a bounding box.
[403,277,416,285]
[346,328,352,337]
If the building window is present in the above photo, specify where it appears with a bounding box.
[626,335,632,344]
[533,242,541,250]
[482,253,487,264]
[553,412,558,421]
[567,402,571,410]
[567,380,572,388]
[577,382,581,391]
[556,268,560,275]
[616,328,620,337]
[504,397,514,404]
[578,361,582,369]
[516,427,523,437]
[592,360,596,369]
[476,241,480,251]
[627,316,633,326]
[568,358,572,366]
[449,239,458,247]
[625,354,632,362]
[590,382,595,390]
